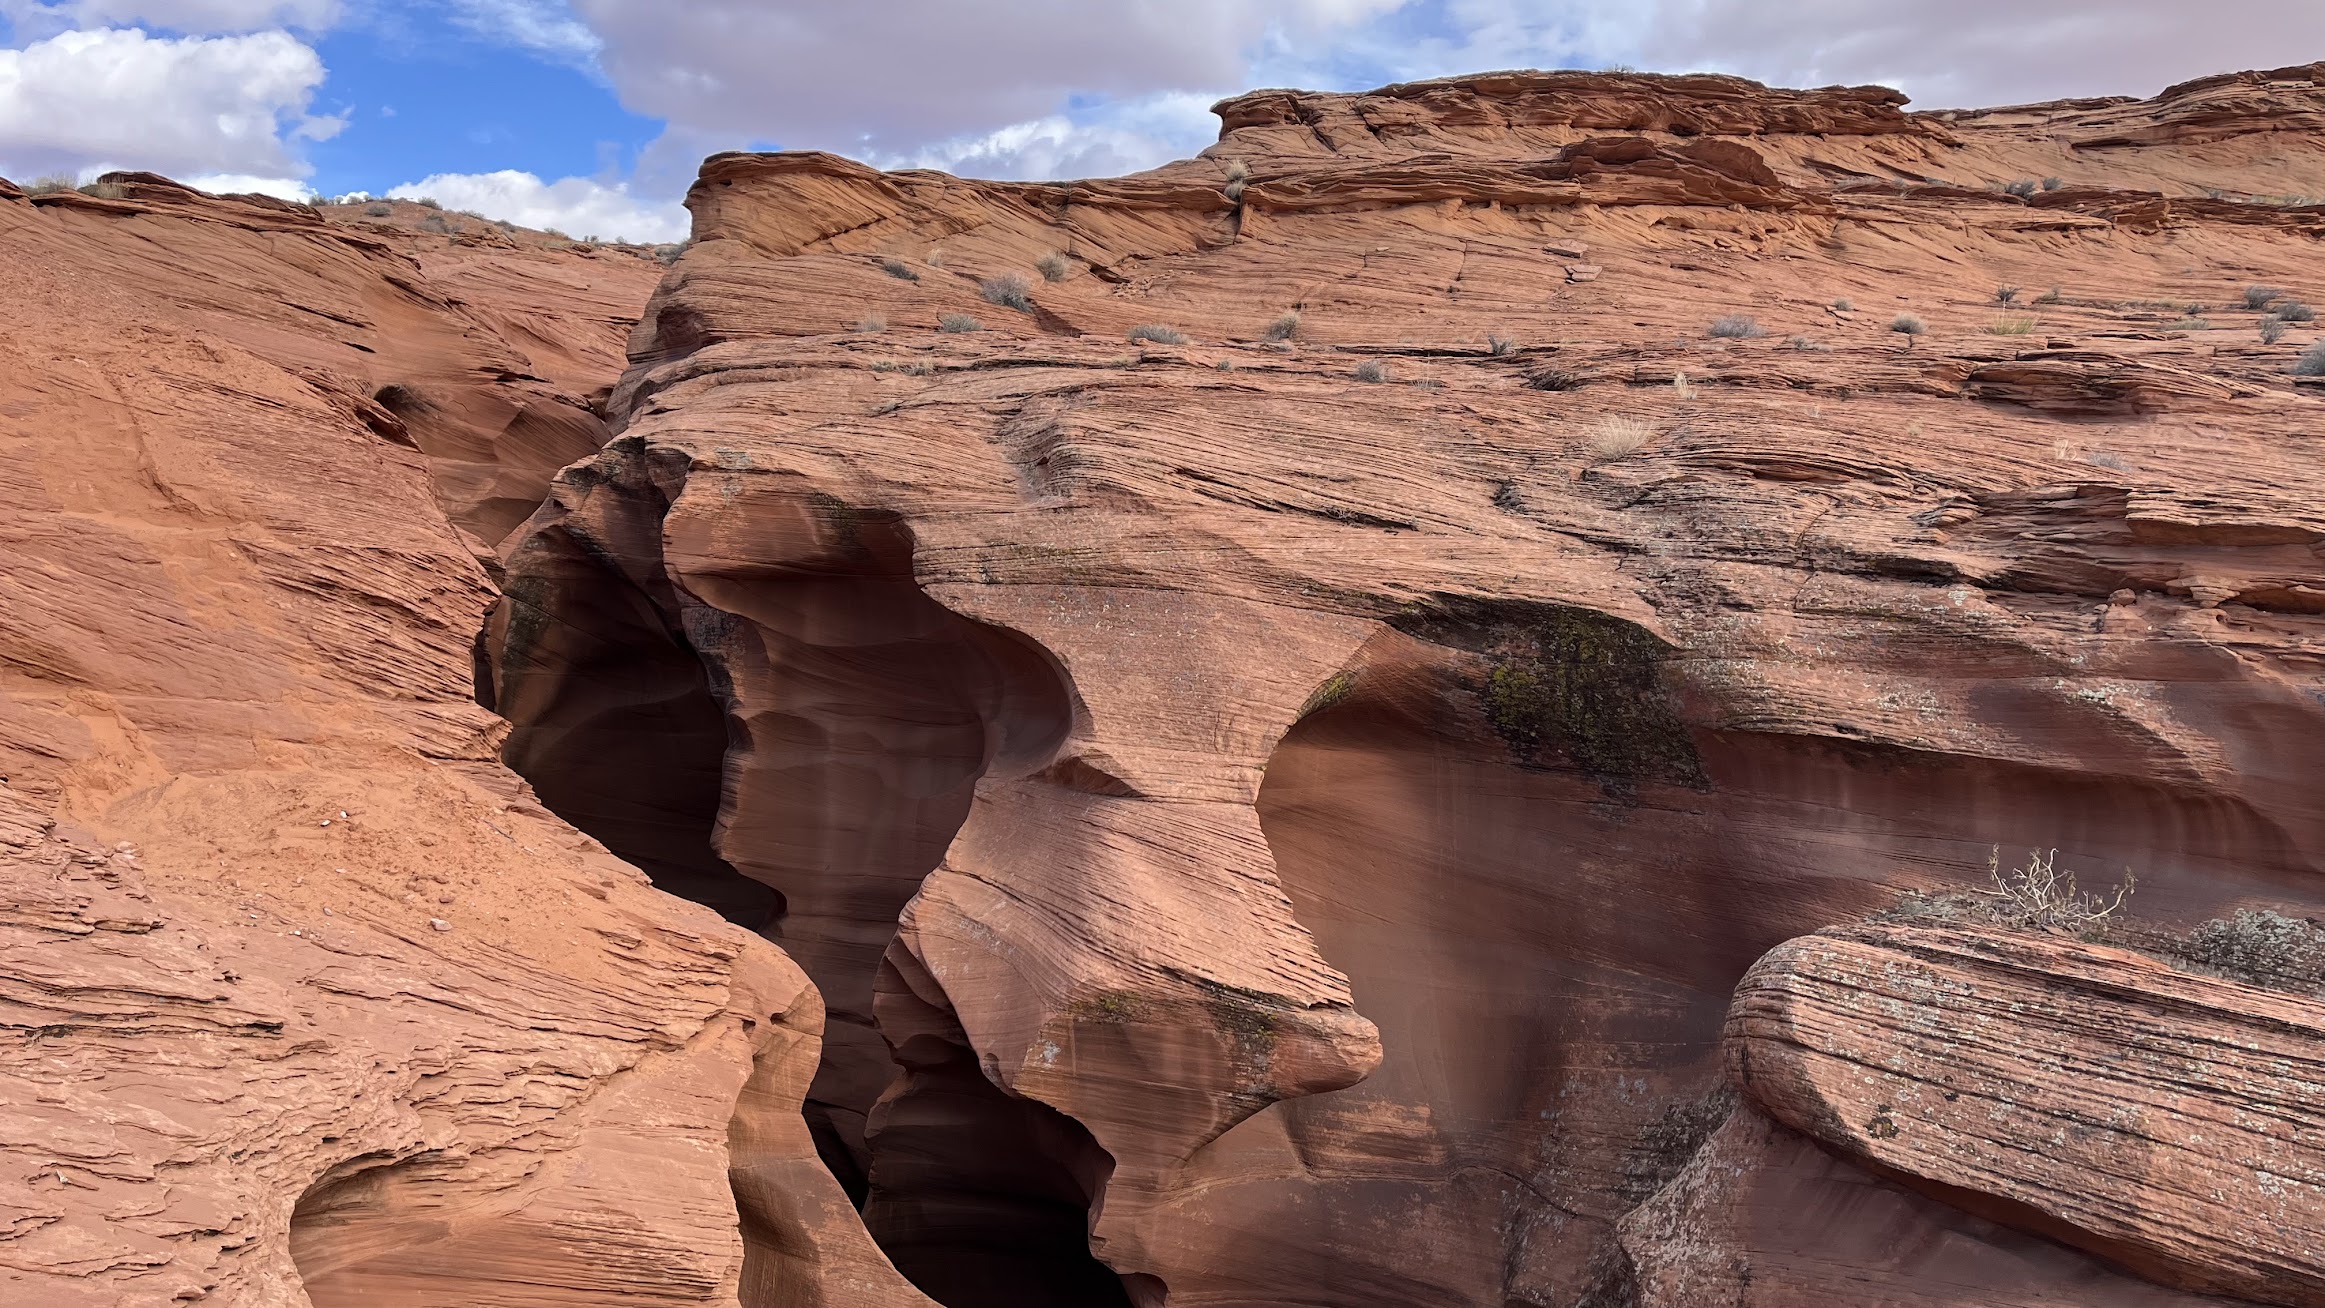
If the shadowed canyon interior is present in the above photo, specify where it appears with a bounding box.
[6,62,2325,1308]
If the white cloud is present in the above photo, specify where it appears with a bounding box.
[440,0,599,61]
[387,168,687,242]
[0,27,333,183]
[0,0,339,35]
[1638,0,2325,108]
[184,170,313,198]
[887,91,1220,181]
[567,0,1411,161]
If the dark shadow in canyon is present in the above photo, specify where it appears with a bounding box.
[1230,601,2324,1306]
[484,443,1141,1307]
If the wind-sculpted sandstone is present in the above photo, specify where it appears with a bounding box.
[488,64,2325,1308]
[7,60,2325,1308]
[0,175,927,1306]
[1727,924,2325,1307]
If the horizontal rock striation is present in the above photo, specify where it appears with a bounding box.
[0,173,926,1305]
[493,62,2325,1308]
[1726,924,2325,1307]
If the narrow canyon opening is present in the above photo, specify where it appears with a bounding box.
[482,457,1145,1307]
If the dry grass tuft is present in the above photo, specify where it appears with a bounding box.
[1590,415,1656,461]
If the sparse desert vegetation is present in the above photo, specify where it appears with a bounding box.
[979,274,1034,311]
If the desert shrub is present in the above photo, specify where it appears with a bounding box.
[2042,176,2065,191]
[880,256,920,281]
[925,248,947,267]
[413,196,441,210]
[2262,317,2290,344]
[856,314,886,333]
[1789,335,1826,350]
[1995,284,2021,303]
[1223,158,1250,201]
[1128,323,1188,344]
[1264,311,1301,342]
[654,243,685,266]
[938,312,982,333]
[2035,286,2064,304]
[1488,333,1519,356]
[980,273,1034,311]
[2244,284,2284,310]
[1590,415,1656,461]
[23,175,76,195]
[2085,450,2131,471]
[1708,314,1765,339]
[1832,298,1853,311]
[78,181,126,200]
[363,201,392,217]
[2167,317,2211,332]
[1491,480,1524,511]
[1035,252,1072,282]
[1987,317,2038,336]
[2002,178,2038,197]
[2295,341,2325,376]
[1671,370,1696,400]
[2181,910,2325,991]
[1353,359,1388,383]
[1977,847,2134,933]
[420,213,452,234]
[1525,367,1580,391]
[2275,299,2316,322]
[1891,313,1928,338]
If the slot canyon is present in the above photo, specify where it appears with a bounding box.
[5,62,2325,1308]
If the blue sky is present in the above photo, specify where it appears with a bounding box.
[2,1,2319,241]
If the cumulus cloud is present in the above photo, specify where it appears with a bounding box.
[567,0,1408,160]
[387,168,687,242]
[886,91,1221,181]
[1637,1,2325,108]
[0,27,336,183]
[0,0,339,36]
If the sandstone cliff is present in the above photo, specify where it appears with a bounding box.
[6,61,2325,1308]
[490,65,2325,1307]
[0,174,928,1306]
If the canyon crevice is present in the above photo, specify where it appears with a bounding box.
[7,62,2325,1308]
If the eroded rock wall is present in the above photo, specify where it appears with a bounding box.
[492,66,2325,1308]
[0,175,927,1307]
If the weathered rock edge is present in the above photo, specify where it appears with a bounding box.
[1727,924,2325,1307]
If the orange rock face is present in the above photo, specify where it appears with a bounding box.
[1728,925,2325,1307]
[489,65,2325,1307]
[12,61,2325,1308]
[0,176,927,1306]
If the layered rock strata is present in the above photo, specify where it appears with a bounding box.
[491,66,2325,1308]
[1728,924,2325,1307]
[0,175,926,1306]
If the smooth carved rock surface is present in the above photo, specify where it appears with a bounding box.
[1727,925,2325,1307]
[0,175,928,1306]
[1617,1103,2243,1307]
[491,66,2325,1307]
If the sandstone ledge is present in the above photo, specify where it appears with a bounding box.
[1727,924,2325,1307]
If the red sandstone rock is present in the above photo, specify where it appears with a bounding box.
[1727,924,2325,1307]
[0,175,926,1306]
[10,59,2325,1308]
[490,63,2325,1308]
